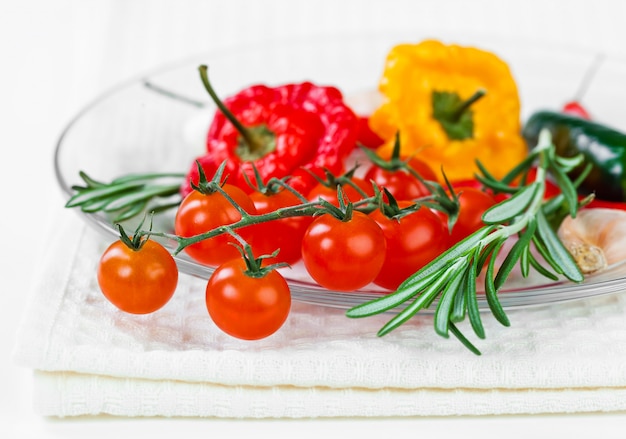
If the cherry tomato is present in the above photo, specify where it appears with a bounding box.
[444,187,497,244]
[449,178,484,192]
[206,258,291,340]
[301,211,386,291]
[448,178,508,203]
[357,115,385,149]
[97,239,178,314]
[247,189,312,265]
[370,203,449,291]
[308,177,374,207]
[365,157,438,201]
[174,184,257,266]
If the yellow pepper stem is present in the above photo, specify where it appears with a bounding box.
[432,88,487,141]
[452,88,486,121]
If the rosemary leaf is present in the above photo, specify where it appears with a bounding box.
[398,225,495,289]
[554,154,585,171]
[482,183,538,224]
[464,256,485,339]
[346,271,439,318]
[103,184,181,211]
[494,218,537,290]
[449,322,481,356]
[450,269,469,323]
[531,233,563,275]
[549,161,579,218]
[484,240,510,327]
[434,263,468,338]
[520,245,530,278]
[79,197,116,213]
[528,250,559,281]
[536,209,583,282]
[475,238,504,274]
[376,270,453,337]
[474,173,519,194]
[78,170,106,188]
[65,181,146,208]
[111,172,185,184]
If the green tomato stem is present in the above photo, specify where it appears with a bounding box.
[145,201,326,254]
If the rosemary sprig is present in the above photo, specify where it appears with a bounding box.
[345,129,586,355]
[65,129,589,355]
[65,171,185,222]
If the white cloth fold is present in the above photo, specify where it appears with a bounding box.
[13,210,626,418]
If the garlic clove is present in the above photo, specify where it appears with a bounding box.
[557,208,626,273]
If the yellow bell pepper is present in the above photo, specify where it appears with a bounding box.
[369,39,527,182]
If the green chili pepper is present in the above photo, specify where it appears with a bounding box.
[522,110,626,201]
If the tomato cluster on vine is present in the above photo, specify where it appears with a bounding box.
[95,146,501,342]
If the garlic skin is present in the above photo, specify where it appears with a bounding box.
[557,208,626,274]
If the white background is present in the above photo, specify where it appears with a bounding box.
[2,0,626,437]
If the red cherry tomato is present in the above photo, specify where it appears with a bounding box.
[247,189,313,265]
[444,187,497,244]
[449,178,484,191]
[174,184,257,266]
[308,177,374,207]
[97,239,178,314]
[357,115,385,149]
[301,211,386,291]
[370,203,449,291]
[206,258,291,340]
[365,157,438,201]
[449,179,509,203]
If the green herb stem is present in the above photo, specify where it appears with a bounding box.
[346,128,585,355]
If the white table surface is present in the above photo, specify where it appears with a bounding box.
[3,0,626,437]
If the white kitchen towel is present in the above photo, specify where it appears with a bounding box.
[13,210,626,418]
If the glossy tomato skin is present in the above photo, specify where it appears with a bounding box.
[445,187,497,244]
[365,158,438,201]
[357,115,385,149]
[370,203,449,291]
[301,211,386,291]
[174,184,257,266]
[449,178,509,203]
[247,189,313,265]
[307,177,374,207]
[97,239,178,314]
[206,258,291,340]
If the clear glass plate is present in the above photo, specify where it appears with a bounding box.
[54,31,626,312]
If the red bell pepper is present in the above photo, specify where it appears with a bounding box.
[183,68,359,197]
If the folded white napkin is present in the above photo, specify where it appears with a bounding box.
[13,210,626,418]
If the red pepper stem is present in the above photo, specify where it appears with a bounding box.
[452,88,486,120]
[198,65,263,151]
